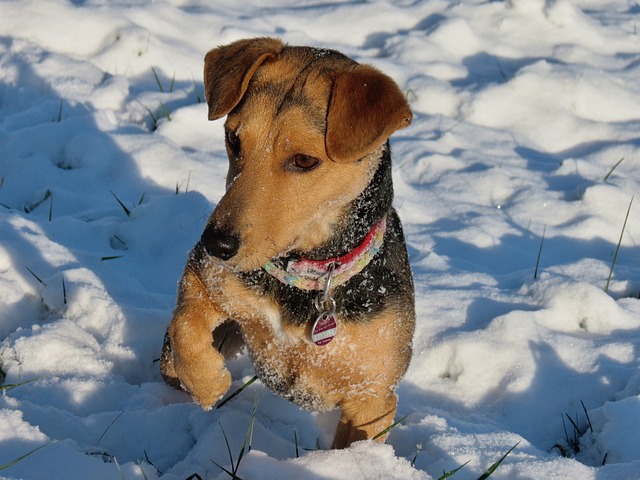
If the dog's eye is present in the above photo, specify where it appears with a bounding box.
[225,130,241,156]
[289,154,320,172]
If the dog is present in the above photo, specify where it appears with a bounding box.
[160,37,415,449]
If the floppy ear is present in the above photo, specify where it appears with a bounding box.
[325,64,412,162]
[204,37,284,120]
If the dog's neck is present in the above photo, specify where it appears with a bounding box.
[263,216,386,291]
[261,141,394,292]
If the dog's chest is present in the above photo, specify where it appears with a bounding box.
[241,314,333,411]
[241,305,373,412]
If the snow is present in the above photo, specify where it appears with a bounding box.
[1,0,639,479]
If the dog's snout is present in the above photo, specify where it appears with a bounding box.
[200,228,240,260]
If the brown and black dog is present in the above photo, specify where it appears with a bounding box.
[160,37,415,449]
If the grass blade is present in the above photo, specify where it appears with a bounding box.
[101,256,123,261]
[477,441,520,480]
[235,398,257,472]
[372,411,412,441]
[24,189,52,214]
[151,67,164,92]
[605,194,633,293]
[604,157,624,183]
[136,460,150,480]
[210,458,240,479]
[159,101,172,121]
[0,442,51,471]
[218,421,235,473]
[218,422,236,474]
[564,412,580,435]
[110,190,131,217]
[54,100,63,122]
[97,411,125,444]
[534,225,546,280]
[581,401,593,433]
[216,375,258,409]
[0,378,38,392]
[48,191,53,221]
[114,456,126,480]
[193,79,202,103]
[25,266,46,286]
[144,105,158,129]
[437,461,470,480]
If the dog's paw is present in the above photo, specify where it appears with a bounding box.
[172,357,232,410]
[188,366,232,410]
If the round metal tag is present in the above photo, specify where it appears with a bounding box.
[311,313,337,346]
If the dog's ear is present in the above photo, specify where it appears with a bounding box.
[325,64,412,163]
[204,37,284,120]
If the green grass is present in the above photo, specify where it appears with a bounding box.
[53,100,63,123]
[293,429,299,458]
[424,442,518,480]
[211,396,258,480]
[25,266,46,286]
[159,101,172,122]
[553,401,593,457]
[97,411,125,445]
[604,157,625,183]
[151,67,175,93]
[534,225,546,280]
[144,105,159,129]
[604,194,633,293]
[0,443,52,471]
[372,411,412,441]
[0,378,38,392]
[48,191,53,221]
[136,460,151,480]
[193,79,203,103]
[145,101,172,128]
[216,375,259,409]
[175,172,191,194]
[437,461,469,480]
[477,441,520,479]
[24,190,52,214]
[110,190,131,217]
[101,255,123,261]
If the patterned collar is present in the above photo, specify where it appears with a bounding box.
[262,217,387,291]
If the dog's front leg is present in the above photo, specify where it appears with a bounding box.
[332,391,398,449]
[160,267,231,409]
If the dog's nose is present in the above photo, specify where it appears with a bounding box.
[200,228,240,260]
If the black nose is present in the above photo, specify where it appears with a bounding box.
[200,228,240,260]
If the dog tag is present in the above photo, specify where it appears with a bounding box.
[311,312,337,346]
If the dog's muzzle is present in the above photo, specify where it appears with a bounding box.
[200,228,240,260]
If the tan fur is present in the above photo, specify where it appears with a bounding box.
[326,64,413,163]
[161,37,414,448]
[166,253,413,446]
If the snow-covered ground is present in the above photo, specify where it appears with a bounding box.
[1,1,640,479]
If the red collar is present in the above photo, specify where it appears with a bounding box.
[263,217,387,291]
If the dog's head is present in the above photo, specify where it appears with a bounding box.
[199,37,412,271]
